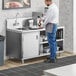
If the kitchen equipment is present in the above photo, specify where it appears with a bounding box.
[43,47,50,53]
[32,12,43,25]
[28,19,39,29]
[7,17,32,30]
[39,45,43,54]
[29,19,34,28]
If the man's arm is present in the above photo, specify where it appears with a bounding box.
[43,9,54,26]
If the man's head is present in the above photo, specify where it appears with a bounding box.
[45,0,52,6]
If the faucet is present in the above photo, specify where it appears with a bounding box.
[13,12,19,26]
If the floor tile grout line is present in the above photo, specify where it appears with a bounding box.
[15,66,43,75]
[0,68,39,76]
[0,73,8,76]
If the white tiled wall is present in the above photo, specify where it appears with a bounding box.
[59,0,73,51]
[0,0,45,35]
[73,0,76,53]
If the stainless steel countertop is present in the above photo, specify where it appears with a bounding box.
[7,28,45,33]
[7,26,64,33]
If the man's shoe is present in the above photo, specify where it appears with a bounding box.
[47,56,57,60]
[44,59,56,63]
[50,59,56,63]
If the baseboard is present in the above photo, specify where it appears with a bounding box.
[64,51,76,55]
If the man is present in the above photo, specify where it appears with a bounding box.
[44,0,59,63]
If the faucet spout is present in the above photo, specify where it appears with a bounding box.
[13,12,19,26]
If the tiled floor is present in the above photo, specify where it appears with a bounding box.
[0,51,75,70]
[0,54,76,76]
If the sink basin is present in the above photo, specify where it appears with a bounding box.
[17,27,44,30]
